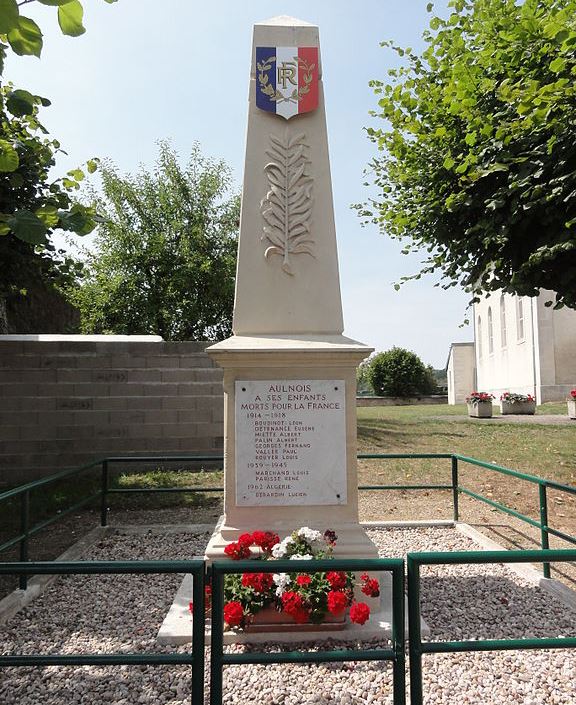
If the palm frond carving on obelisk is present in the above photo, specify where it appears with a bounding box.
[260,131,314,275]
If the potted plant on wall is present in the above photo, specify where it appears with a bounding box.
[500,392,536,415]
[466,391,494,418]
[568,389,576,420]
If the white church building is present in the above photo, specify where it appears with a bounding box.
[447,291,576,405]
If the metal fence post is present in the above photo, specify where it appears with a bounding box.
[100,460,109,527]
[209,565,223,705]
[538,483,551,578]
[19,490,30,590]
[451,455,459,522]
[391,563,406,705]
[191,562,205,705]
[407,555,423,705]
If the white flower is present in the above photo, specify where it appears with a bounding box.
[297,527,322,542]
[271,536,293,558]
[271,543,286,558]
[290,553,313,560]
[273,572,291,596]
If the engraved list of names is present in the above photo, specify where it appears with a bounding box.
[235,380,347,506]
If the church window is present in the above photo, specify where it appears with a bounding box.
[477,316,483,359]
[516,298,525,341]
[500,295,507,348]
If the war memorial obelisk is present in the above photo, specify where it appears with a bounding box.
[205,15,378,563]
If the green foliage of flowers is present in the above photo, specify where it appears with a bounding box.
[466,391,495,405]
[359,0,576,309]
[500,391,535,404]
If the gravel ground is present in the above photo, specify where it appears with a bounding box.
[0,527,574,705]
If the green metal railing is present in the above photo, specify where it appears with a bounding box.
[0,454,224,589]
[358,452,576,578]
[209,557,406,705]
[0,559,205,704]
[452,454,576,578]
[0,451,575,704]
[407,548,576,705]
[1,452,575,590]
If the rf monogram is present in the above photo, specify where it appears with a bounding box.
[277,60,297,89]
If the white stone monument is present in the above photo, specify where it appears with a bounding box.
[205,15,377,562]
[157,16,413,645]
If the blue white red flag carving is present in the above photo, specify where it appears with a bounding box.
[256,46,319,120]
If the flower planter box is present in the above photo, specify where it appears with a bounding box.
[500,400,536,415]
[244,605,346,633]
[467,401,493,418]
[568,400,576,420]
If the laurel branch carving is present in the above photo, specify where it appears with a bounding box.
[260,131,314,275]
[257,55,315,104]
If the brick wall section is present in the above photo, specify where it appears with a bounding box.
[0,340,224,484]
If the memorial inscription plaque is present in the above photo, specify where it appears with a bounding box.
[235,379,347,506]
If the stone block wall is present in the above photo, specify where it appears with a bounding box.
[0,339,224,484]
[356,395,448,407]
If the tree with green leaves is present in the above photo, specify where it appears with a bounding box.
[0,0,115,331]
[68,142,240,341]
[367,347,437,397]
[359,0,576,309]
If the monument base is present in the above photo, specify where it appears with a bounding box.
[157,573,427,646]
[204,514,388,608]
[157,518,431,646]
[204,514,383,562]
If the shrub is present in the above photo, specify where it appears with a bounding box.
[367,347,437,397]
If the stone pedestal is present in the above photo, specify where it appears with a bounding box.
[204,335,376,561]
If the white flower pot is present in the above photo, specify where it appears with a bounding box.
[500,400,536,415]
[568,400,576,420]
[467,401,493,418]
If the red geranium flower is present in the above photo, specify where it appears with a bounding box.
[349,602,370,625]
[238,533,253,547]
[296,574,312,587]
[323,529,338,546]
[189,601,194,614]
[327,590,348,615]
[223,601,244,627]
[224,541,251,560]
[251,530,280,553]
[292,607,310,624]
[241,571,274,593]
[326,571,347,589]
[281,591,304,616]
[361,575,380,598]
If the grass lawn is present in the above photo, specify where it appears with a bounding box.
[357,402,575,482]
[356,402,576,542]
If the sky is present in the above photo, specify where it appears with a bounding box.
[6,0,472,368]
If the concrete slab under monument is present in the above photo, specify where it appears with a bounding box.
[157,563,430,646]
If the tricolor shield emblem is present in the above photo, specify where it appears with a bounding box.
[256,46,319,120]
